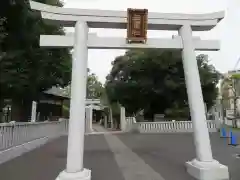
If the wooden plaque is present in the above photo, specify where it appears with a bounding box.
[127,8,148,44]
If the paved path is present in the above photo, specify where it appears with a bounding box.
[0,129,239,180]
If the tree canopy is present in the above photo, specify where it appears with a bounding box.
[105,49,221,119]
[0,0,71,120]
[59,70,104,102]
[87,73,104,99]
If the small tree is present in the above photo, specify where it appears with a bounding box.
[87,73,103,99]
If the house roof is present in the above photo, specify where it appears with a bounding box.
[43,87,103,105]
[43,86,70,99]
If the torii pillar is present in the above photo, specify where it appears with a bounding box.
[179,25,228,180]
[56,21,91,180]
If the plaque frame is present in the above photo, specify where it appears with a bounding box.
[127,8,148,44]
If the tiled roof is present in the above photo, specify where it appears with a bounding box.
[43,86,70,98]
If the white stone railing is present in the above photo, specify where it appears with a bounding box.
[125,118,217,133]
[0,120,68,151]
[125,117,136,130]
[138,121,217,133]
[223,118,240,128]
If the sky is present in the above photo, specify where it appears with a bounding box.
[63,0,240,83]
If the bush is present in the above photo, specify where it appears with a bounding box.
[62,105,69,118]
[164,106,189,119]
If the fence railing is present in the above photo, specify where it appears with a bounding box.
[0,120,68,151]
[125,117,217,133]
[223,118,240,128]
[125,117,136,131]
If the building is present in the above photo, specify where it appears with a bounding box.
[220,70,240,117]
[37,86,70,121]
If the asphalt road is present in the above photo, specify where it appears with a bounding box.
[117,133,240,180]
[0,132,239,180]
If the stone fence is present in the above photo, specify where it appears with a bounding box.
[125,117,217,133]
[0,119,68,151]
[223,118,240,128]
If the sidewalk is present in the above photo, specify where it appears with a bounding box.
[222,124,240,139]
[0,135,125,180]
[92,123,109,132]
[91,124,124,135]
[104,131,166,180]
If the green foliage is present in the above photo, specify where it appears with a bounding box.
[106,50,220,118]
[111,102,120,116]
[164,106,189,118]
[231,73,240,79]
[0,0,71,120]
[110,102,121,127]
[0,18,7,45]
[1,0,71,100]
[62,104,70,118]
[87,72,104,99]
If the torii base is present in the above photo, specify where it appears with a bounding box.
[186,159,229,180]
[56,169,91,180]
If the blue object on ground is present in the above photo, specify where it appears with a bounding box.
[220,127,227,138]
[229,132,238,146]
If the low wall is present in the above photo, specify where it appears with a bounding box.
[224,118,240,128]
[138,121,217,133]
[125,117,217,133]
[0,120,68,164]
[0,137,49,164]
[0,120,68,151]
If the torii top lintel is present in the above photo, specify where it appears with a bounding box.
[29,1,224,31]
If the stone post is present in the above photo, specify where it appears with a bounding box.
[104,116,108,128]
[31,101,37,122]
[120,106,126,131]
[85,105,93,133]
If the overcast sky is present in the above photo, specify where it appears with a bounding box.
[63,0,240,83]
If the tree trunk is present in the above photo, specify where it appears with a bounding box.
[19,99,32,122]
[11,101,22,122]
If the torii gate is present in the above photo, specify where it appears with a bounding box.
[29,1,229,180]
[85,98,101,133]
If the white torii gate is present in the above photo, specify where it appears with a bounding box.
[85,99,101,133]
[29,1,229,180]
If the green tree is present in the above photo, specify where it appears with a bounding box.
[87,72,103,99]
[0,0,71,121]
[106,50,220,120]
[59,72,105,122]
[59,71,104,110]
[0,17,7,50]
